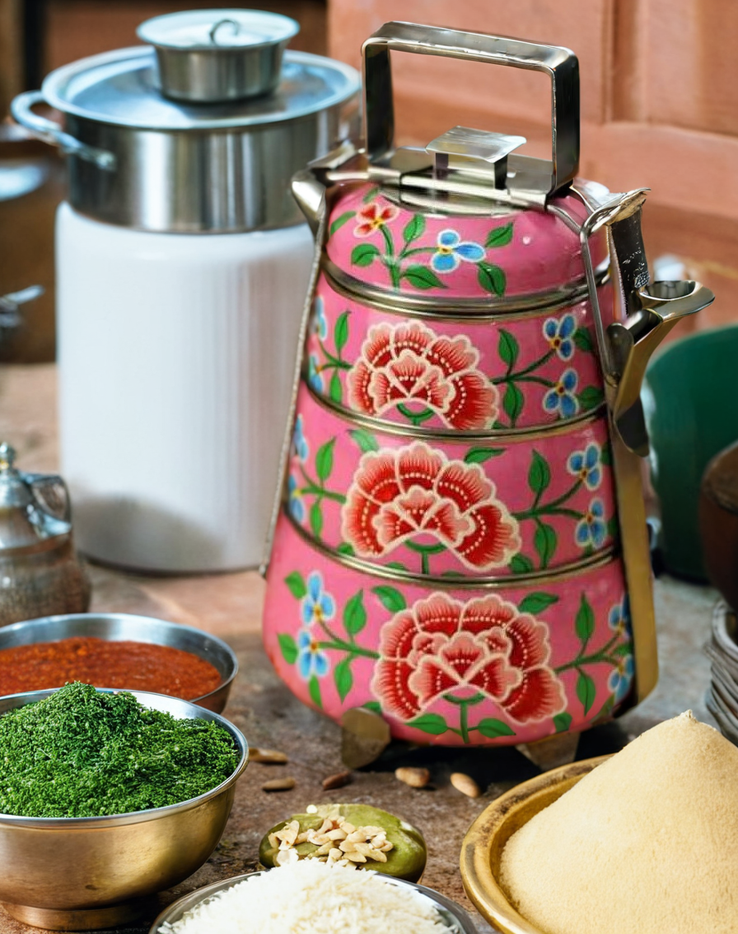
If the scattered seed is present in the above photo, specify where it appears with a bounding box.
[322,769,353,791]
[450,772,481,798]
[395,766,431,789]
[262,777,296,792]
[251,748,288,764]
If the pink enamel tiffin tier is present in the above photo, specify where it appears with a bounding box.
[262,23,714,755]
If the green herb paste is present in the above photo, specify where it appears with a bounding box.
[0,682,240,818]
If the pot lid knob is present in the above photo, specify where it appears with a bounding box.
[0,442,15,472]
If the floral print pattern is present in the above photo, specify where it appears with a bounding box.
[430,230,486,274]
[341,442,521,571]
[301,571,336,627]
[347,321,499,430]
[567,443,602,491]
[543,369,579,420]
[543,314,577,361]
[353,202,400,238]
[371,592,566,725]
[575,499,607,549]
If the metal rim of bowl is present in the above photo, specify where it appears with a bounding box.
[459,756,609,934]
[0,612,238,709]
[149,869,478,934]
[0,686,249,828]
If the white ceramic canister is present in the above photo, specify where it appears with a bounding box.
[13,11,360,572]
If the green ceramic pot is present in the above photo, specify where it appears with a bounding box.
[644,324,738,581]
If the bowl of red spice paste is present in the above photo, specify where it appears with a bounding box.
[0,613,237,711]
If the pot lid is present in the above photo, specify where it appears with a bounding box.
[0,443,72,550]
[40,45,360,131]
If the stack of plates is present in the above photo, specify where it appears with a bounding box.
[705,601,738,743]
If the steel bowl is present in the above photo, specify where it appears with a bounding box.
[150,869,477,933]
[0,687,248,930]
[460,757,608,934]
[137,9,300,103]
[0,612,238,711]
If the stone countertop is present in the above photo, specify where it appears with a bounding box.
[0,364,721,934]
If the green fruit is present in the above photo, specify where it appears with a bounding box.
[258,803,427,882]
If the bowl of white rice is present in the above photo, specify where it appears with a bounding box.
[151,859,477,934]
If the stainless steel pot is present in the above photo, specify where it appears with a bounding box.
[11,46,360,232]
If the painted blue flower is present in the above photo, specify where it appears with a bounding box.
[292,414,309,463]
[608,654,635,703]
[307,354,323,392]
[288,475,304,522]
[567,443,602,491]
[430,229,485,274]
[543,314,576,360]
[297,628,330,680]
[575,498,607,549]
[312,295,328,340]
[300,571,336,628]
[608,595,631,637]
[543,368,579,420]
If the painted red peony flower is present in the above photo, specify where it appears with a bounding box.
[353,202,400,238]
[371,592,566,723]
[341,441,520,570]
[347,322,499,430]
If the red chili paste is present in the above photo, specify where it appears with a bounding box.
[0,637,223,699]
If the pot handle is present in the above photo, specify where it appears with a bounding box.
[362,21,579,195]
[10,91,116,171]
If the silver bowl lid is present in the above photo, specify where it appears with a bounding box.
[40,45,360,131]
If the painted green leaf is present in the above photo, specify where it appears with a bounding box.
[386,561,409,572]
[284,572,307,599]
[593,695,615,721]
[409,712,448,735]
[607,516,620,540]
[351,243,380,267]
[476,717,516,738]
[277,633,298,665]
[613,643,633,657]
[578,385,605,411]
[344,591,367,636]
[534,522,557,568]
[403,213,425,243]
[575,593,595,646]
[402,265,445,290]
[553,712,573,733]
[334,310,350,352]
[315,438,335,483]
[478,261,506,297]
[329,371,342,403]
[441,570,465,578]
[310,501,323,538]
[372,585,406,613]
[337,542,355,557]
[362,187,380,203]
[576,670,596,714]
[329,211,354,236]
[503,382,524,424]
[510,553,535,574]
[464,447,506,464]
[309,674,323,709]
[362,701,382,714]
[498,329,519,369]
[334,658,353,702]
[518,592,559,615]
[349,428,379,453]
[485,222,514,248]
[600,443,612,466]
[574,326,594,353]
[528,450,551,497]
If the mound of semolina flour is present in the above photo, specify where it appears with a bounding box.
[500,712,738,934]
[159,859,448,934]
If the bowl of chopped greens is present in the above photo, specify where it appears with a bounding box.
[0,682,248,931]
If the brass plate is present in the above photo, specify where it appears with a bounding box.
[459,756,609,934]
